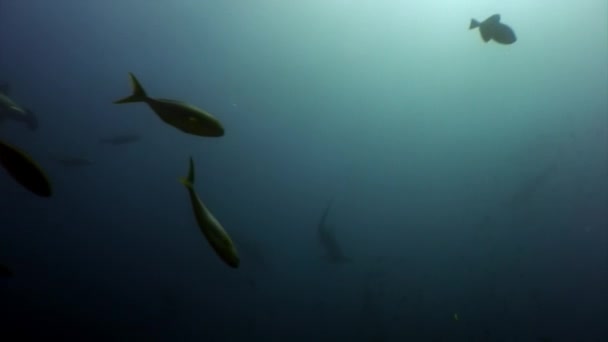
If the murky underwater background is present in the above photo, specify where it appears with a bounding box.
[0,1,607,341]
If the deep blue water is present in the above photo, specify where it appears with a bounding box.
[0,1,607,341]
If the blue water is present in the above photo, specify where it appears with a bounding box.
[1,1,606,341]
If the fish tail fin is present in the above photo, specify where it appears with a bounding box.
[178,157,195,188]
[114,72,148,104]
[469,19,480,29]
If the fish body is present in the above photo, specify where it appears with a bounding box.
[0,139,52,197]
[114,73,225,137]
[470,14,517,44]
[0,85,38,130]
[179,157,239,268]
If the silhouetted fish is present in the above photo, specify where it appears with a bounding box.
[470,14,517,44]
[114,73,225,137]
[317,198,352,263]
[99,134,141,145]
[179,157,239,268]
[0,139,52,197]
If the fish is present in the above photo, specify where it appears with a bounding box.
[317,198,352,263]
[0,139,52,197]
[469,14,517,45]
[179,157,239,268]
[0,84,39,131]
[99,134,141,145]
[0,263,14,277]
[52,156,93,167]
[114,73,225,137]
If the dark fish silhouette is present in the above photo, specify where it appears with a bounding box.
[0,139,52,197]
[470,14,517,45]
[179,157,240,268]
[0,84,39,131]
[317,198,352,263]
[52,156,93,167]
[114,73,225,137]
[0,263,14,277]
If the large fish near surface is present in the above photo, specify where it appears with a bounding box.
[317,198,352,263]
[114,73,225,137]
[179,157,239,268]
[0,84,38,131]
[469,14,517,45]
[0,139,52,197]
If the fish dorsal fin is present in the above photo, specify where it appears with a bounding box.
[0,84,9,94]
[487,14,501,23]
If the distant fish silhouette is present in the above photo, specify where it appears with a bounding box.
[99,134,141,145]
[0,263,13,277]
[470,14,517,45]
[317,198,352,263]
[52,156,94,167]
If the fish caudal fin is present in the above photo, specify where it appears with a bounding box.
[178,157,195,188]
[114,72,148,104]
[469,19,480,29]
